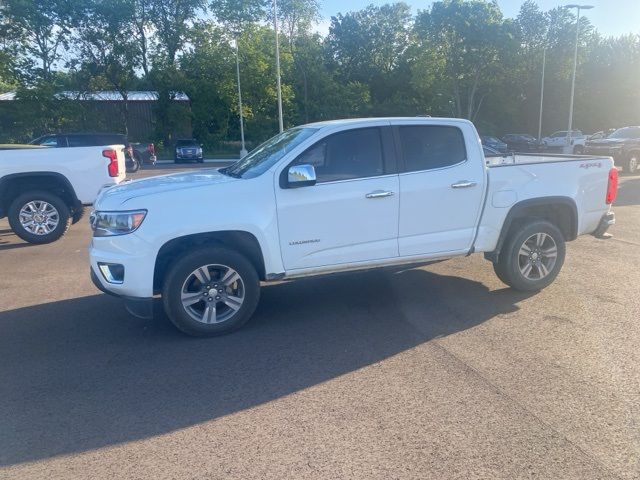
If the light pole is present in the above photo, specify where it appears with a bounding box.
[564,4,593,153]
[273,0,284,133]
[537,48,546,142]
[235,38,248,158]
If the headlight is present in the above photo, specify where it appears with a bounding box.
[91,210,147,237]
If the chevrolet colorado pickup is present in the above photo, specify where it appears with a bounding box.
[89,118,617,336]
[1,145,126,243]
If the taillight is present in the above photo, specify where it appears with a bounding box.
[147,143,155,155]
[103,149,119,177]
[606,167,618,204]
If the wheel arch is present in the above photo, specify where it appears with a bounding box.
[0,172,81,218]
[154,230,267,292]
[485,196,578,263]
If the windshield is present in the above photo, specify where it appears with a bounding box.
[222,127,318,179]
[608,127,640,139]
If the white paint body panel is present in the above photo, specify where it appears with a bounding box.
[88,118,614,300]
[0,145,126,203]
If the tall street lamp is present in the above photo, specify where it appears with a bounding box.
[235,37,248,158]
[564,4,594,153]
[273,0,284,133]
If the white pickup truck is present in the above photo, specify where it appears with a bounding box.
[89,118,617,336]
[0,145,126,243]
[542,130,587,153]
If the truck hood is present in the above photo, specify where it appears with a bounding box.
[96,169,238,208]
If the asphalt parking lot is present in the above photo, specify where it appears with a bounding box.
[1,165,639,479]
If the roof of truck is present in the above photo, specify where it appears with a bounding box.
[302,117,469,129]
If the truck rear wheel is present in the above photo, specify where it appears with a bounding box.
[493,220,566,291]
[162,247,260,336]
[8,191,71,244]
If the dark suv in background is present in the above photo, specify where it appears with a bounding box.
[584,126,640,174]
[30,133,156,172]
[174,138,203,163]
[501,133,544,153]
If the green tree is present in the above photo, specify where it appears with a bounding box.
[326,3,413,113]
[0,0,75,82]
[74,0,141,134]
[414,0,515,121]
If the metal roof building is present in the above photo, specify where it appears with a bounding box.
[0,90,192,141]
[0,91,190,102]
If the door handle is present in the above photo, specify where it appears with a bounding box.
[365,190,394,199]
[451,181,477,189]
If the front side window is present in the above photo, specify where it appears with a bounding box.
[398,125,466,172]
[293,127,384,183]
[68,136,95,147]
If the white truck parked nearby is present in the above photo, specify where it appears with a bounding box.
[0,145,126,243]
[89,118,617,336]
[542,130,587,153]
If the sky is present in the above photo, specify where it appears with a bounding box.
[317,0,640,37]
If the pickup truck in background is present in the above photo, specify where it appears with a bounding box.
[584,126,640,174]
[542,130,587,154]
[89,117,617,337]
[30,132,156,173]
[0,145,126,243]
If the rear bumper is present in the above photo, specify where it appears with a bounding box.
[593,211,615,238]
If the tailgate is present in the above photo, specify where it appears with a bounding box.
[105,144,127,184]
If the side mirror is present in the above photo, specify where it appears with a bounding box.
[287,164,316,188]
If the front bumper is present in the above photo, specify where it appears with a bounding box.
[90,267,154,319]
[593,211,615,239]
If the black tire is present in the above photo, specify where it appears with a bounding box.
[8,191,71,244]
[198,158,204,163]
[573,145,584,155]
[493,220,566,291]
[162,246,260,336]
[624,153,638,174]
[130,153,141,173]
[72,206,86,225]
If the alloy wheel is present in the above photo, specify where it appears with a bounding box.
[517,233,558,280]
[18,201,60,235]
[180,264,245,324]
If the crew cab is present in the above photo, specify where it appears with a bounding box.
[0,145,126,243]
[584,126,640,174]
[89,118,617,336]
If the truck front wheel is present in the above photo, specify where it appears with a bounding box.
[493,220,566,291]
[8,191,71,244]
[162,247,260,336]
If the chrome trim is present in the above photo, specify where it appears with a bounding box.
[98,262,124,284]
[365,190,395,198]
[288,164,317,185]
[451,180,478,189]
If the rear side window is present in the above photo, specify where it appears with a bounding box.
[293,127,384,183]
[68,135,94,147]
[398,126,466,172]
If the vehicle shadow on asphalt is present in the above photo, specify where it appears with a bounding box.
[614,178,640,207]
[0,267,534,466]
